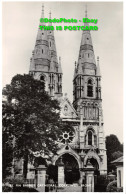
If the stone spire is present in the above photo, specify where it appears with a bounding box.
[49,57,55,72]
[96,56,101,76]
[58,57,62,73]
[77,58,82,75]
[47,11,58,64]
[29,5,62,98]
[85,4,87,18]
[49,10,51,20]
[29,4,50,74]
[77,5,96,74]
[41,4,44,19]
[74,61,77,78]
[73,6,98,108]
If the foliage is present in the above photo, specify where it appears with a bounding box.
[5,176,24,185]
[95,175,110,192]
[106,134,123,172]
[106,180,117,192]
[2,131,13,180]
[34,156,47,167]
[2,74,74,179]
[112,151,123,160]
[46,164,58,182]
[117,187,123,192]
[2,185,13,192]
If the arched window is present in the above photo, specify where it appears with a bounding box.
[40,75,45,82]
[87,79,93,97]
[88,131,92,145]
[94,135,97,146]
[40,75,45,90]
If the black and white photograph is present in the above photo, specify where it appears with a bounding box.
[2,1,124,192]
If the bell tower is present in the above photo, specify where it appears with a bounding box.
[73,8,101,118]
[29,5,63,98]
[73,8,107,175]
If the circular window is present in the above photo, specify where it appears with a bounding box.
[59,131,75,144]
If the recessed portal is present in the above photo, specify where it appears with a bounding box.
[56,153,80,184]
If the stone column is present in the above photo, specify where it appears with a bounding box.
[79,153,84,185]
[86,134,88,145]
[36,165,47,192]
[26,165,35,187]
[85,161,94,192]
[58,157,64,186]
[92,135,94,146]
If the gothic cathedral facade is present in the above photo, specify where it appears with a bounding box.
[29,5,107,183]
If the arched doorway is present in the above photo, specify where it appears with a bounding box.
[86,157,99,175]
[86,157,100,191]
[56,153,80,184]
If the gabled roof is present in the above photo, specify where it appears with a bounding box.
[60,95,78,119]
[111,156,123,164]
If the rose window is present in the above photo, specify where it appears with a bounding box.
[59,131,75,144]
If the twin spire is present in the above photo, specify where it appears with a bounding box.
[73,4,101,79]
[30,4,62,74]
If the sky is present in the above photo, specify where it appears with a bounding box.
[2,1,123,143]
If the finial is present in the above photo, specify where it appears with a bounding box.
[32,50,34,56]
[97,56,99,61]
[75,61,77,68]
[42,4,44,18]
[49,11,51,19]
[59,56,61,63]
[85,4,87,18]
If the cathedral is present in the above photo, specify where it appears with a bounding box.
[29,5,107,184]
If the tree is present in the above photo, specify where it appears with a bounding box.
[112,151,123,161]
[46,164,58,182]
[2,131,13,180]
[2,74,74,179]
[106,134,123,172]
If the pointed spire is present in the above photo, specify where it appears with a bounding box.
[29,51,35,71]
[74,61,77,78]
[41,4,44,18]
[76,4,96,77]
[85,4,87,18]
[75,61,77,69]
[40,4,45,26]
[78,59,82,75]
[49,57,55,72]
[84,4,89,29]
[48,10,52,26]
[49,10,51,19]
[96,56,101,76]
[47,10,58,64]
[58,57,62,73]
[32,4,50,63]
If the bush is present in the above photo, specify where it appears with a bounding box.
[5,176,24,185]
[117,187,123,192]
[106,180,117,192]
[95,175,109,192]
[2,185,12,192]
